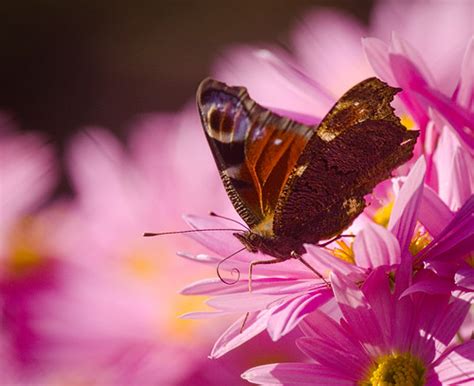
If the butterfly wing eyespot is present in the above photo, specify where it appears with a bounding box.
[197,78,315,233]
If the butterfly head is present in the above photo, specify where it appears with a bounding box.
[233,230,306,260]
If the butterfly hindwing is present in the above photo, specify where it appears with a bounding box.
[273,78,419,242]
[197,78,314,231]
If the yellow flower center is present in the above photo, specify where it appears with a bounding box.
[409,229,432,257]
[360,352,426,386]
[331,239,355,264]
[5,217,44,276]
[401,114,416,130]
[373,201,394,228]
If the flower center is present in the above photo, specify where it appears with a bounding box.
[5,217,44,276]
[373,201,394,228]
[409,228,432,256]
[331,240,355,264]
[401,114,416,130]
[360,352,426,386]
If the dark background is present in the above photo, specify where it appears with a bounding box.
[0,0,373,145]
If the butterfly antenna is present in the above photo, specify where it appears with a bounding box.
[216,247,246,285]
[209,212,249,230]
[143,228,244,237]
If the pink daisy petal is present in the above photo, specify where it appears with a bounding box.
[390,33,436,87]
[180,311,229,320]
[415,88,474,150]
[210,311,270,359]
[401,270,454,297]
[353,222,401,268]
[362,37,396,86]
[419,185,454,238]
[303,244,365,277]
[180,277,306,296]
[434,128,474,211]
[213,45,332,119]
[455,268,474,291]
[242,363,353,386]
[206,292,283,312]
[297,311,369,380]
[388,156,426,256]
[331,271,385,353]
[455,37,474,110]
[422,195,474,264]
[267,288,332,341]
[182,214,247,258]
[434,340,474,385]
[292,8,372,96]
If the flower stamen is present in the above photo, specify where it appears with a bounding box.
[331,240,355,264]
[360,352,425,386]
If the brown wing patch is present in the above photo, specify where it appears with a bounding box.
[273,78,418,242]
[197,78,313,230]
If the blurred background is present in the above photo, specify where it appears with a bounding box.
[1,0,373,152]
[1,0,473,385]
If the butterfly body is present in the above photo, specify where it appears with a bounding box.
[197,77,418,260]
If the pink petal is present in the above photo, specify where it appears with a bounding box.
[362,37,396,85]
[213,45,333,119]
[353,222,401,268]
[207,292,283,312]
[177,251,220,266]
[180,311,229,320]
[388,156,426,256]
[387,53,430,128]
[304,244,363,276]
[455,37,474,110]
[182,214,248,258]
[434,340,474,385]
[210,311,270,358]
[416,88,474,150]
[455,267,474,291]
[297,312,369,380]
[434,128,474,211]
[422,196,474,264]
[180,277,307,296]
[390,33,436,87]
[419,185,454,237]
[372,0,474,92]
[242,363,353,385]
[331,271,385,354]
[267,288,332,341]
[291,8,372,96]
[401,270,454,297]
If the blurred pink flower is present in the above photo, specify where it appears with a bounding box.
[243,267,473,385]
[0,121,60,380]
[23,111,298,385]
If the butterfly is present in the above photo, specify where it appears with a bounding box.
[197,77,418,271]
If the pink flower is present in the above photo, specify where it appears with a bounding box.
[0,122,60,379]
[242,267,473,385]
[25,112,296,384]
[181,158,463,357]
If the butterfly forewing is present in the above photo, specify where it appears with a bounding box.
[197,78,313,231]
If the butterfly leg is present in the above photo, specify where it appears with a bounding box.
[291,251,331,288]
[317,233,355,248]
[240,258,282,334]
[248,258,283,293]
